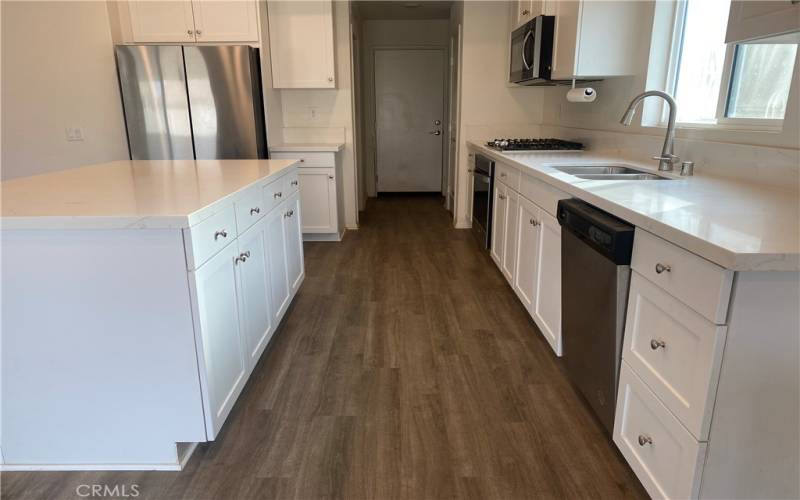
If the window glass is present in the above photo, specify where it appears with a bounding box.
[672,0,731,123]
[726,44,798,120]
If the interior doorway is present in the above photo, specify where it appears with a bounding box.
[374,48,445,192]
[351,1,454,208]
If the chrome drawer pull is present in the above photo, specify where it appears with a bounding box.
[500,172,507,177]
[214,230,228,240]
[650,339,666,350]
[250,207,261,215]
[274,192,283,199]
[655,262,671,274]
[638,434,653,446]
[530,218,539,226]
[243,250,251,258]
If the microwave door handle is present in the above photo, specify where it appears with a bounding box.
[521,30,533,70]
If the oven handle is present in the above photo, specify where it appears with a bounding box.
[472,171,491,183]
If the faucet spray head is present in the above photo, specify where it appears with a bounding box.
[620,107,637,126]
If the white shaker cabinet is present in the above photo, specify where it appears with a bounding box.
[491,182,508,270]
[513,196,541,311]
[128,1,197,42]
[267,0,336,88]
[127,0,259,43]
[511,0,542,29]
[283,193,305,293]
[235,218,274,371]
[532,210,562,355]
[549,0,644,80]
[726,0,800,43]
[265,204,291,324]
[271,149,345,241]
[189,242,248,440]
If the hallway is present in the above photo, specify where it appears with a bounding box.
[2,195,646,500]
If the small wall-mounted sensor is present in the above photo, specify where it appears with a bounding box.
[65,127,84,142]
[566,87,597,103]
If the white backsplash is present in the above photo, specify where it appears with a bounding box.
[542,125,800,189]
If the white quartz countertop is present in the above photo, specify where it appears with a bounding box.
[1,159,298,230]
[468,142,800,272]
[269,143,344,153]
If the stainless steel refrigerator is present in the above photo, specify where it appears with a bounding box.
[115,45,267,160]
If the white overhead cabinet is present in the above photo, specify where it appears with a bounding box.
[548,0,643,80]
[127,0,259,43]
[725,0,800,43]
[267,0,336,88]
[511,0,543,29]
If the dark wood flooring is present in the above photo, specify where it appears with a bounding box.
[1,194,646,500]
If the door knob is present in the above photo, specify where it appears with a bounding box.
[429,130,442,136]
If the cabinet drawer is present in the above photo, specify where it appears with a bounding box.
[234,187,265,233]
[263,177,286,212]
[270,151,335,168]
[614,363,706,500]
[519,173,569,217]
[283,169,300,195]
[184,206,237,270]
[624,272,727,440]
[495,162,520,191]
[632,229,733,323]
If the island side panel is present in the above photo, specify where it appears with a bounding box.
[699,271,800,499]
[1,228,206,467]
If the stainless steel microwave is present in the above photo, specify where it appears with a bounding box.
[509,15,555,85]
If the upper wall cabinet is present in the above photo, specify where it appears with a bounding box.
[549,0,644,80]
[725,0,800,43]
[512,0,543,29]
[127,0,259,43]
[267,0,336,89]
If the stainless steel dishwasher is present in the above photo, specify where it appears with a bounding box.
[557,199,635,435]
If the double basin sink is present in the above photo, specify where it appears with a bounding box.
[553,165,671,181]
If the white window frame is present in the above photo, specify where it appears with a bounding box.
[655,0,793,132]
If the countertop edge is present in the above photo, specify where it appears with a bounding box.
[269,143,344,153]
[467,141,800,272]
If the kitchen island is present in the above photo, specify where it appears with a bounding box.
[1,159,304,470]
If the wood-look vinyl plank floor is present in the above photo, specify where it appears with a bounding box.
[1,194,647,500]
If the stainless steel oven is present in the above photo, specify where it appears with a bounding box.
[471,154,495,249]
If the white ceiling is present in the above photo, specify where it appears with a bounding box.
[354,1,454,20]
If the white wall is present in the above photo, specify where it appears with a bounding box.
[541,0,800,151]
[1,1,129,180]
[453,1,546,227]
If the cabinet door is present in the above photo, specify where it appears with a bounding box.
[501,189,519,283]
[283,193,305,293]
[265,205,290,323]
[192,0,259,42]
[532,210,562,356]
[235,219,273,371]
[190,243,246,439]
[128,1,196,43]
[726,0,800,43]
[298,168,337,234]
[490,182,507,268]
[513,197,540,311]
[550,0,580,80]
[267,0,336,88]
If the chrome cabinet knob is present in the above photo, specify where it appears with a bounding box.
[530,218,538,226]
[655,262,671,274]
[195,29,202,36]
[214,230,228,240]
[500,172,507,178]
[274,192,282,199]
[244,250,251,258]
[250,207,261,215]
[522,9,530,15]
[187,29,194,36]
[328,175,334,180]
[291,180,299,186]
[498,194,506,200]
[299,158,305,162]
[650,339,666,350]
[638,435,653,446]
[328,77,334,82]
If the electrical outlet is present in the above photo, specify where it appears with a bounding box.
[308,107,319,121]
[65,127,84,142]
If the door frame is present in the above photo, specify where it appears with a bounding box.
[367,45,449,195]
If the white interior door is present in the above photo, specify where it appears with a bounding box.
[375,49,445,192]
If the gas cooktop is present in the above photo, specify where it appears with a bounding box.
[486,138,584,152]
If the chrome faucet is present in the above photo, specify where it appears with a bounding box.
[620,90,679,172]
